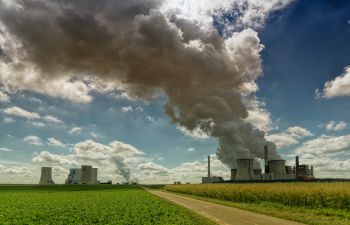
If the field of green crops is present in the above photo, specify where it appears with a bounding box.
[164,182,350,225]
[0,185,215,225]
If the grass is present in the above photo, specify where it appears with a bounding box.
[0,185,216,225]
[164,183,350,225]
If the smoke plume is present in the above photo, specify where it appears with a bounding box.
[0,0,287,169]
[111,157,131,182]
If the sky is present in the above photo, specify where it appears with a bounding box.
[0,0,350,184]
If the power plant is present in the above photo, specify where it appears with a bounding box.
[39,167,55,185]
[65,165,98,185]
[203,146,314,183]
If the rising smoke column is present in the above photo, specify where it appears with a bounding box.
[111,157,131,182]
[0,0,288,169]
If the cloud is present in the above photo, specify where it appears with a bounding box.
[187,147,196,152]
[177,126,210,140]
[316,66,350,99]
[267,126,313,148]
[23,135,43,146]
[121,106,133,113]
[324,121,347,131]
[3,117,14,123]
[47,137,66,148]
[295,134,350,155]
[138,162,169,175]
[0,90,10,102]
[145,116,155,123]
[245,98,273,132]
[2,106,40,120]
[69,127,82,135]
[32,151,77,165]
[0,147,14,152]
[43,115,64,124]
[28,121,45,128]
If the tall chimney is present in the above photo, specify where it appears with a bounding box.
[208,155,210,178]
[311,165,314,176]
[295,156,299,179]
[264,146,269,173]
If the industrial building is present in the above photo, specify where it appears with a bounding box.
[65,165,98,185]
[202,156,224,183]
[203,146,314,183]
[39,167,55,185]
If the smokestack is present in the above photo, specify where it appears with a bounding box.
[311,165,314,176]
[264,146,269,173]
[296,156,299,179]
[39,167,55,185]
[208,155,211,178]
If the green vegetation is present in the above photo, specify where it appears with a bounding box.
[0,185,216,225]
[164,183,350,225]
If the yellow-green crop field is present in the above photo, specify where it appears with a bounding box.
[165,182,350,225]
[0,185,215,225]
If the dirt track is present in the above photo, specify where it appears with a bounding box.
[148,190,304,225]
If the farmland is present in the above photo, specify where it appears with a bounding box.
[0,185,215,225]
[165,182,350,225]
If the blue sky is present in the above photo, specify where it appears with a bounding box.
[0,0,350,183]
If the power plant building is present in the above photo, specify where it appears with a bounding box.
[202,146,314,183]
[39,167,55,185]
[65,165,98,185]
[202,156,224,183]
[65,168,81,184]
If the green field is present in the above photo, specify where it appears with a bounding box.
[0,185,215,225]
[165,182,350,225]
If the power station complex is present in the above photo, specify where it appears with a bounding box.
[203,146,315,183]
[39,165,98,185]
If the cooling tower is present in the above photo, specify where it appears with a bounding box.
[92,168,98,184]
[268,160,286,175]
[39,167,55,185]
[80,165,93,184]
[230,169,237,180]
[235,159,254,180]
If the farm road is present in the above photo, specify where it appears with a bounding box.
[148,190,304,225]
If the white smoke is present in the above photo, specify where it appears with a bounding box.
[0,0,291,169]
[111,157,131,182]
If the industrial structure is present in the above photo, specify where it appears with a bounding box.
[39,167,55,185]
[65,165,98,185]
[202,156,224,183]
[202,146,314,183]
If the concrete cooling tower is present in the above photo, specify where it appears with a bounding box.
[91,168,98,184]
[80,165,93,184]
[230,169,237,180]
[268,160,286,175]
[39,167,55,185]
[235,159,254,180]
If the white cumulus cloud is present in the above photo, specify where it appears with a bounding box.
[2,106,40,120]
[267,126,313,148]
[47,137,66,148]
[324,121,347,131]
[23,135,43,146]
[316,66,350,99]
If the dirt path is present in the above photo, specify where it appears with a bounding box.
[148,190,304,225]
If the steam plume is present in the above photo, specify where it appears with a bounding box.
[0,0,286,169]
[111,157,131,182]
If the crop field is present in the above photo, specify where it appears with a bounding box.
[0,185,215,225]
[165,182,350,225]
